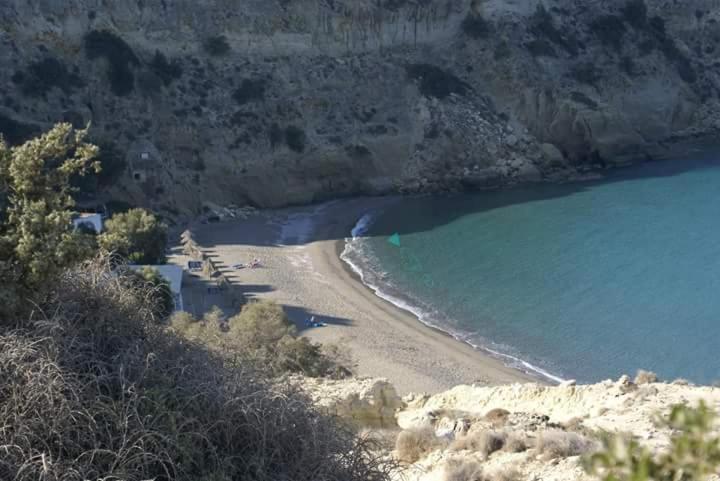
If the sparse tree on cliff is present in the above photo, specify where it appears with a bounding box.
[0,123,99,319]
[99,208,167,264]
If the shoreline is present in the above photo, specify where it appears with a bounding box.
[334,237,543,374]
[183,197,540,394]
[329,211,557,385]
[336,214,567,385]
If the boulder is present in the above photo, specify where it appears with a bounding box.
[515,162,542,182]
[540,143,565,165]
[300,377,404,428]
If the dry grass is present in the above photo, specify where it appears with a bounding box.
[0,257,393,481]
[486,466,521,481]
[503,431,529,453]
[443,458,484,481]
[450,429,507,458]
[361,428,400,452]
[395,427,445,463]
[443,459,520,481]
[635,369,659,385]
[536,429,597,459]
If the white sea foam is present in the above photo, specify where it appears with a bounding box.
[341,212,567,385]
[351,213,375,238]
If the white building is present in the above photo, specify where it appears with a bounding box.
[129,265,184,312]
[72,213,103,233]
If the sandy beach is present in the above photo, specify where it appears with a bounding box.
[182,197,538,394]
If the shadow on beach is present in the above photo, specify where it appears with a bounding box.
[192,153,720,248]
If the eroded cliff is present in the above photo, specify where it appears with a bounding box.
[1,0,718,214]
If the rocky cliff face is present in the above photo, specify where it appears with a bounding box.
[1,0,719,213]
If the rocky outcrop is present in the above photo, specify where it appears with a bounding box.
[1,0,718,214]
[300,376,404,428]
[398,376,720,450]
[303,375,720,481]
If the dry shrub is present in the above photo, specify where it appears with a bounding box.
[485,408,510,426]
[451,429,507,458]
[0,257,392,481]
[635,369,659,385]
[503,431,529,453]
[562,416,599,439]
[486,466,521,481]
[443,458,520,481]
[361,428,400,452]
[443,458,484,481]
[395,427,444,463]
[536,429,597,459]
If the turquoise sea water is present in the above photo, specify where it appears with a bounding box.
[342,155,720,383]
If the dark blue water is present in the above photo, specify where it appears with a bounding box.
[342,155,720,383]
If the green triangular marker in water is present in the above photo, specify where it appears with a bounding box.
[388,233,401,247]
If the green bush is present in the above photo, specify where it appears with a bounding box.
[0,123,99,320]
[84,30,139,96]
[461,13,492,39]
[203,35,231,56]
[136,70,163,96]
[346,144,372,159]
[172,300,351,378]
[590,15,626,52]
[285,125,306,153]
[526,39,557,57]
[620,56,636,75]
[570,62,601,85]
[622,0,648,28]
[149,50,183,86]
[105,199,134,215]
[11,57,84,98]
[406,64,469,99]
[586,402,720,481]
[529,4,579,56]
[649,16,666,36]
[269,122,284,148]
[233,78,266,104]
[98,208,168,265]
[0,113,39,146]
[96,141,127,186]
[71,141,127,196]
[493,41,512,60]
